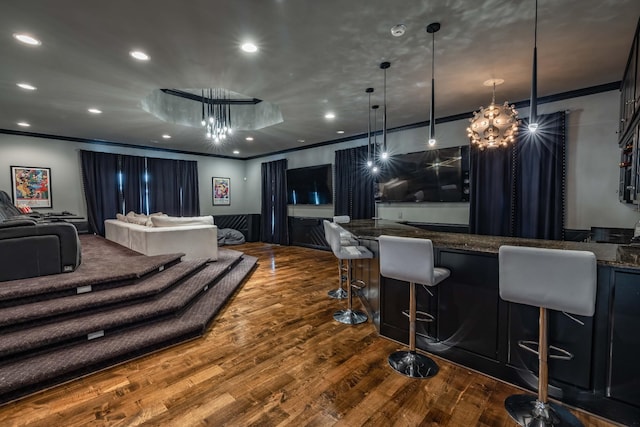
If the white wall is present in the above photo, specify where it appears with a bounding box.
[244,90,640,230]
[0,134,248,217]
[2,89,638,230]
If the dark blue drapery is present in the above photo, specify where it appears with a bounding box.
[469,111,566,239]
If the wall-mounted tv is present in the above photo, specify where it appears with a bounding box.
[287,164,333,205]
[376,146,470,203]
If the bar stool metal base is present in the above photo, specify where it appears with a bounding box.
[505,394,584,427]
[328,288,347,299]
[388,350,439,379]
[333,309,368,325]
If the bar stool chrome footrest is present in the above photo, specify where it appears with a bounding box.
[328,288,347,299]
[333,309,368,325]
[505,394,583,427]
[388,350,439,378]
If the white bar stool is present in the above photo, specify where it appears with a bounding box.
[327,222,372,325]
[499,245,597,427]
[378,235,450,378]
[322,219,358,299]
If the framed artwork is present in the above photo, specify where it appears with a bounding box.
[10,166,52,208]
[212,177,230,206]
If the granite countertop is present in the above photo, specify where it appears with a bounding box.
[342,219,640,269]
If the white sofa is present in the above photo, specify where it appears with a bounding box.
[105,216,218,261]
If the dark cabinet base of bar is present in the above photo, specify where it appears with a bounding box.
[363,243,640,426]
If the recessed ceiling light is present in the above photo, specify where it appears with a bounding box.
[13,33,41,46]
[88,108,102,114]
[390,24,407,37]
[162,134,171,139]
[130,50,150,61]
[17,122,30,127]
[245,137,254,141]
[336,130,345,134]
[233,150,240,154]
[17,82,36,91]
[325,112,336,119]
[297,139,305,143]
[241,42,258,53]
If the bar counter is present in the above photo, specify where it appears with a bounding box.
[344,218,640,268]
[340,219,640,426]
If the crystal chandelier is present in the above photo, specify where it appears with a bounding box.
[201,88,233,143]
[467,79,519,150]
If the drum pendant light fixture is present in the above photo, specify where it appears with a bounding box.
[366,87,374,168]
[379,61,391,160]
[426,22,440,147]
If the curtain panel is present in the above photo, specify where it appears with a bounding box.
[334,145,374,220]
[260,159,289,244]
[80,150,120,236]
[468,111,566,239]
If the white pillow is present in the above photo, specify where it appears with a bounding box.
[116,213,127,222]
[150,215,214,227]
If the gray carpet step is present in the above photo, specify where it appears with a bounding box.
[0,259,209,331]
[0,255,257,406]
[0,257,237,360]
[0,236,184,305]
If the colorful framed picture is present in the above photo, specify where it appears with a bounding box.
[212,177,230,206]
[10,166,52,208]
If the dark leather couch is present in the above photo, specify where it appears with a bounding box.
[0,191,81,282]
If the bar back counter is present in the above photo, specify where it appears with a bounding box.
[340,219,640,426]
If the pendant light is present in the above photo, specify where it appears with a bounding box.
[366,87,374,168]
[372,104,380,173]
[467,79,519,150]
[426,22,440,147]
[379,61,390,160]
[528,0,539,133]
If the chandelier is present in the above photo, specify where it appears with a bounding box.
[201,88,233,143]
[467,79,519,150]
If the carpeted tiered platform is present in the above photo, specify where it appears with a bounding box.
[0,234,257,405]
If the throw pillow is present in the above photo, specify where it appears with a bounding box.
[116,213,127,222]
[150,215,214,227]
[127,215,149,226]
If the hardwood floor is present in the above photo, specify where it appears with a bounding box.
[0,243,619,426]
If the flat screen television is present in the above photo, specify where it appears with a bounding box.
[287,164,333,205]
[376,146,470,203]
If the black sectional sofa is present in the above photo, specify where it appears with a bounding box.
[0,191,81,282]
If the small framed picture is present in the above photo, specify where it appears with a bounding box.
[212,177,230,206]
[11,166,52,208]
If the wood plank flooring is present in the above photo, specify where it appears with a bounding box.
[0,243,620,426]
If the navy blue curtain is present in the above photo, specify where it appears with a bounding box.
[177,160,200,217]
[146,158,199,217]
[261,159,289,244]
[334,145,375,219]
[513,112,566,239]
[468,145,515,236]
[80,150,119,236]
[121,155,145,214]
[146,158,180,216]
[469,111,566,239]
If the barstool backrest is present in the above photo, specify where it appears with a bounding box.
[379,235,436,286]
[327,222,344,256]
[498,245,597,317]
[322,219,333,248]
